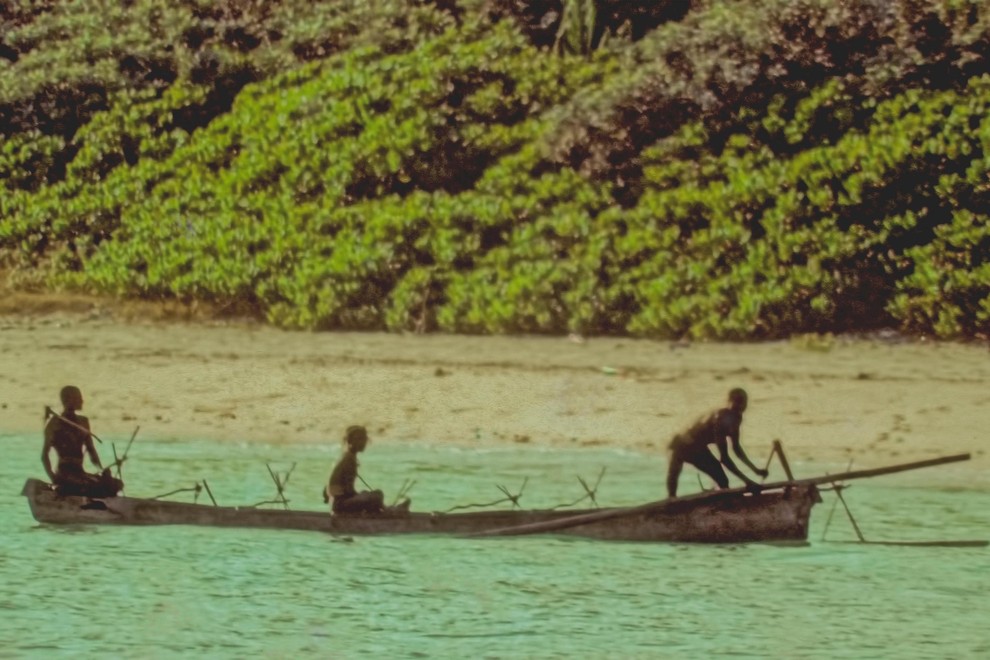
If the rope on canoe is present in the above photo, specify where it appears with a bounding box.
[440,477,528,513]
[149,479,218,506]
[150,483,203,502]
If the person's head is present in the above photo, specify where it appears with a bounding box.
[344,425,369,452]
[60,385,83,411]
[728,387,748,412]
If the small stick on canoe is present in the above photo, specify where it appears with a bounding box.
[576,467,606,508]
[820,460,855,541]
[112,426,140,480]
[835,483,866,542]
[495,478,528,509]
[390,479,416,507]
[263,462,294,510]
[202,479,218,506]
[468,453,972,539]
[770,439,795,481]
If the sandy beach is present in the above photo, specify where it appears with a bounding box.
[2,299,988,474]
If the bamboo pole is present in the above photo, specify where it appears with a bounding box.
[835,485,866,542]
[45,406,104,444]
[469,453,971,538]
[773,440,795,481]
[832,540,988,548]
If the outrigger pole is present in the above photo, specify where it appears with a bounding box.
[470,453,973,538]
[763,440,794,481]
[824,478,987,548]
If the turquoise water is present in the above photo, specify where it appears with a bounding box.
[2,433,988,659]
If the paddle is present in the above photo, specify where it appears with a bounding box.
[468,453,972,538]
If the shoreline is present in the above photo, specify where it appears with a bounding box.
[2,306,987,478]
[0,312,990,467]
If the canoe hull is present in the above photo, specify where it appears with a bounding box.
[21,478,819,543]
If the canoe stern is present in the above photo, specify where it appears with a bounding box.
[566,486,821,543]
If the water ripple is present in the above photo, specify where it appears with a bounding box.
[2,438,988,657]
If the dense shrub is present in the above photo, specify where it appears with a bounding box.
[1,0,988,339]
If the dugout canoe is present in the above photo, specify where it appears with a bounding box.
[20,453,974,544]
[22,477,819,543]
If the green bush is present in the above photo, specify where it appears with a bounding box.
[1,0,989,340]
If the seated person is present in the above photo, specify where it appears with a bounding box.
[325,425,408,514]
[42,386,124,498]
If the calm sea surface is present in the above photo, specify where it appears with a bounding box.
[1,433,988,659]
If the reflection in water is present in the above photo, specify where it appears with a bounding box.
[2,436,988,657]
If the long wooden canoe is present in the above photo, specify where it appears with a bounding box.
[22,477,819,543]
[20,453,974,544]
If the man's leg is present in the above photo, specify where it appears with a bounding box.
[689,451,730,489]
[666,450,685,498]
[356,489,384,512]
[333,490,384,514]
[332,495,358,514]
[53,469,91,496]
[81,469,123,498]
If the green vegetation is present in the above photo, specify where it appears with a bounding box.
[2,0,988,339]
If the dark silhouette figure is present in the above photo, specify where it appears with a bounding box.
[42,386,124,497]
[666,388,768,498]
[325,426,409,515]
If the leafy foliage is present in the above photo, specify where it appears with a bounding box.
[1,0,989,339]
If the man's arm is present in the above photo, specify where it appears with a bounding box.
[716,438,759,485]
[731,437,768,478]
[722,411,768,479]
[80,418,103,470]
[41,421,56,482]
[328,454,356,498]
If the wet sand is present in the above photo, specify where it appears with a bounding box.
[1,309,987,474]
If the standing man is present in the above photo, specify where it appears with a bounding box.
[666,387,767,498]
[42,386,123,497]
